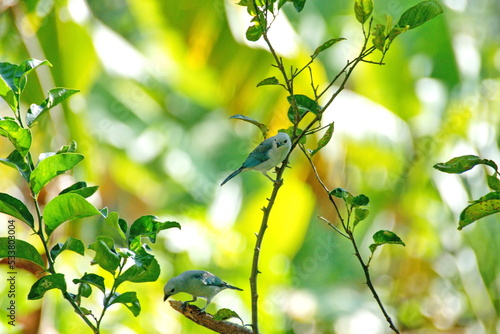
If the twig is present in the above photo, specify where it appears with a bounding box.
[169,301,253,334]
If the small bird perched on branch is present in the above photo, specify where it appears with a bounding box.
[220,132,292,186]
[163,270,243,311]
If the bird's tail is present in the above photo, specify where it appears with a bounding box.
[220,168,243,186]
[225,284,243,291]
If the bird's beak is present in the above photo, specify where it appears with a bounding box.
[163,293,171,302]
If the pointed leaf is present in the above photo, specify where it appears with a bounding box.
[287,94,321,123]
[30,153,84,196]
[28,273,66,300]
[43,193,103,235]
[26,88,80,127]
[311,122,334,155]
[109,291,141,317]
[229,114,269,138]
[50,236,85,260]
[369,230,405,253]
[291,0,306,12]
[353,207,370,227]
[0,238,45,268]
[0,193,34,228]
[354,0,373,24]
[88,236,120,274]
[0,119,32,156]
[103,211,127,242]
[257,76,280,87]
[0,150,30,180]
[213,308,244,324]
[396,0,443,30]
[0,62,19,111]
[116,254,160,286]
[59,181,98,198]
[129,215,180,245]
[458,192,500,230]
[487,175,500,191]
[246,16,263,42]
[433,155,497,174]
[15,59,52,93]
[312,38,345,57]
[73,273,106,294]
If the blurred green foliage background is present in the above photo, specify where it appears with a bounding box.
[1,0,499,333]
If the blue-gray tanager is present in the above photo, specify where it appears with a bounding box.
[163,270,243,311]
[221,132,292,186]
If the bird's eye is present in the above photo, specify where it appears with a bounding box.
[284,140,288,143]
[170,288,175,293]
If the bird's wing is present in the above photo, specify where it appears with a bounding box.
[241,138,273,168]
[200,272,225,287]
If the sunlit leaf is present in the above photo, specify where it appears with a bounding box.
[0,238,45,268]
[246,16,263,41]
[458,191,500,230]
[311,122,334,155]
[487,175,500,191]
[287,94,321,123]
[0,150,30,181]
[353,207,370,227]
[396,0,443,30]
[312,38,345,57]
[0,193,34,228]
[103,211,127,242]
[43,193,103,235]
[30,153,84,196]
[352,194,369,206]
[50,236,85,260]
[109,291,141,317]
[128,215,181,245]
[116,253,160,286]
[15,59,52,92]
[354,0,373,24]
[213,308,244,324]
[26,88,80,127]
[0,119,32,156]
[28,273,66,300]
[229,114,269,138]
[73,273,106,294]
[88,236,120,274]
[369,230,405,253]
[59,181,98,198]
[372,24,386,51]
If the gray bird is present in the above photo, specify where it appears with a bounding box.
[221,132,292,186]
[163,270,243,311]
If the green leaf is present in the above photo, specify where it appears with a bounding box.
[213,308,244,324]
[30,153,84,196]
[229,114,269,138]
[387,25,410,42]
[352,194,369,206]
[330,187,353,201]
[487,175,500,191]
[353,207,370,227]
[103,212,127,242]
[56,140,78,154]
[0,62,19,111]
[311,123,334,155]
[0,119,32,156]
[246,16,263,42]
[43,193,104,235]
[0,150,31,180]
[15,59,52,93]
[287,95,321,123]
[59,181,99,198]
[291,0,306,12]
[73,273,106,294]
[369,230,405,253]
[0,193,34,228]
[26,88,80,127]
[256,76,280,87]
[28,273,66,300]
[458,192,500,230]
[354,0,373,24]
[0,238,45,268]
[129,215,181,245]
[372,24,386,51]
[116,253,160,286]
[396,0,443,30]
[433,155,497,174]
[312,38,345,58]
[88,236,120,274]
[50,236,85,260]
[109,291,141,317]
[77,282,92,299]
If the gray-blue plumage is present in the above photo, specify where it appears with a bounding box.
[163,270,243,311]
[221,132,291,186]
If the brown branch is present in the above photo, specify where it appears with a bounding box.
[169,301,253,334]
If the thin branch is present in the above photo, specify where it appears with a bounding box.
[169,301,252,334]
[318,216,349,239]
